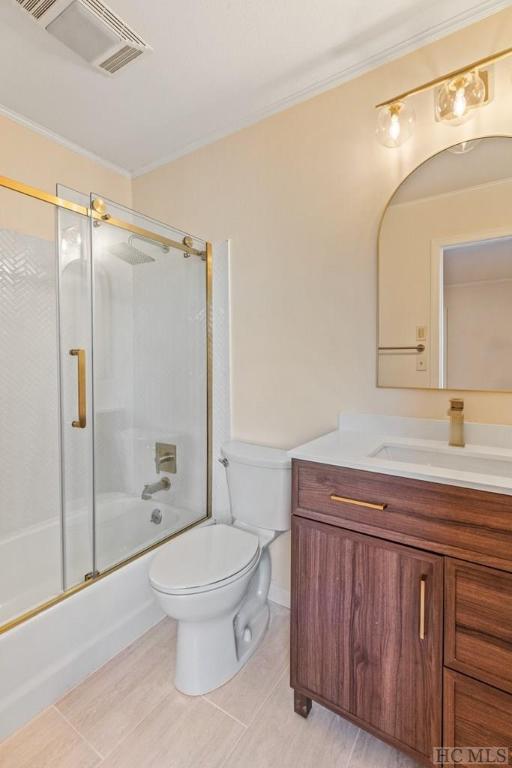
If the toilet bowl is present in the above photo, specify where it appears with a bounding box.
[149,441,291,696]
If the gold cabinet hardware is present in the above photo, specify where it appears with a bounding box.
[419,575,427,640]
[329,494,387,511]
[70,349,86,428]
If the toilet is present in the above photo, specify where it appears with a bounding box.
[148,440,291,696]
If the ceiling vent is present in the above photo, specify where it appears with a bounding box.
[15,0,151,74]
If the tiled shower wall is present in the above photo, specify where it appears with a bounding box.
[0,229,60,535]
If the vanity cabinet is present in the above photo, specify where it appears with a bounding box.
[291,517,443,759]
[291,459,512,768]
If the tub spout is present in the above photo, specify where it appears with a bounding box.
[141,477,171,500]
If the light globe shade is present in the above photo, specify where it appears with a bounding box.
[435,70,486,125]
[376,101,415,148]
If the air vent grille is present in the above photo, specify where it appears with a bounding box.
[99,44,142,74]
[15,0,150,74]
[16,0,59,19]
[81,0,146,47]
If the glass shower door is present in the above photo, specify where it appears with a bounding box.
[57,192,94,589]
[0,176,210,632]
[90,197,209,572]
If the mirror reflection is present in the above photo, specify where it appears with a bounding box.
[378,137,512,391]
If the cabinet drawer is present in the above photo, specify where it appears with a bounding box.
[445,559,512,694]
[294,461,512,568]
[444,670,512,767]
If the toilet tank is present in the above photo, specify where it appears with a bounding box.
[221,441,291,531]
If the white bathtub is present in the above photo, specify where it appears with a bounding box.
[0,493,204,627]
[0,549,165,741]
[93,492,197,572]
[0,498,208,742]
[0,519,62,627]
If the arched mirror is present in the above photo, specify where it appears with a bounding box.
[378,136,512,391]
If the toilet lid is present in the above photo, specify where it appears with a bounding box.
[149,524,260,592]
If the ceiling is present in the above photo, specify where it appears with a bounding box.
[0,0,508,176]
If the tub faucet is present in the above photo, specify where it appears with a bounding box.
[448,398,465,448]
[142,477,171,500]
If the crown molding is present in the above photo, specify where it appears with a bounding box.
[132,0,511,177]
[0,0,509,180]
[0,103,131,178]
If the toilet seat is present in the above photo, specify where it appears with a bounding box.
[149,524,260,596]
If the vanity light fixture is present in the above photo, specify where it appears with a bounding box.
[375,101,415,147]
[435,70,487,124]
[375,44,512,147]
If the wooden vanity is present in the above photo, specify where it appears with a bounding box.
[290,459,512,767]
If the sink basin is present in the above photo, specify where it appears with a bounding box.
[372,443,512,479]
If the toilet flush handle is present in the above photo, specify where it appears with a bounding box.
[218,457,229,467]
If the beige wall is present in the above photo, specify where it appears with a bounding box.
[133,7,512,453]
[0,114,131,207]
[132,8,512,595]
[0,113,131,243]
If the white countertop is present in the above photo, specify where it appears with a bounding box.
[288,413,512,496]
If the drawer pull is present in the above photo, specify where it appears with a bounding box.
[329,494,387,511]
[419,575,427,640]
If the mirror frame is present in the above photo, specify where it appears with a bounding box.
[376,133,512,393]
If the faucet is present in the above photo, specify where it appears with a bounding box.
[141,476,171,500]
[448,398,465,448]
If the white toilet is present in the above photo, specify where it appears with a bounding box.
[148,440,291,696]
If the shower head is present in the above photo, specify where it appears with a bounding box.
[109,242,156,265]
[109,234,169,266]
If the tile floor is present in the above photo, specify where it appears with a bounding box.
[0,603,420,768]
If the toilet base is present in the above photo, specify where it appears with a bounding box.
[174,601,270,696]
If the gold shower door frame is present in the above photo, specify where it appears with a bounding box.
[0,175,213,635]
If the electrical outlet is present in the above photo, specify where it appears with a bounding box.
[416,355,427,372]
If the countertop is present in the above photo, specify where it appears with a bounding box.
[288,412,512,496]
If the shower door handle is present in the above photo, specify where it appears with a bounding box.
[70,349,86,428]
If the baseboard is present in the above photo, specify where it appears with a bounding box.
[269,582,290,609]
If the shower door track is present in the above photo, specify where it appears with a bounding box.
[0,174,213,636]
[0,176,206,257]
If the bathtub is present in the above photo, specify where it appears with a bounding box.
[0,496,208,742]
[0,492,204,627]
[93,492,198,572]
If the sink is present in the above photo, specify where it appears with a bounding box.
[372,443,512,479]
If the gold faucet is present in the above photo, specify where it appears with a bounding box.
[448,398,465,448]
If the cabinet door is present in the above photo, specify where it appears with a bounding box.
[291,516,443,761]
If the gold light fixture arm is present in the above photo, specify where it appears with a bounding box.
[375,44,512,108]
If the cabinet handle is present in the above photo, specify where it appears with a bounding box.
[329,494,387,511]
[70,349,86,428]
[419,575,427,640]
